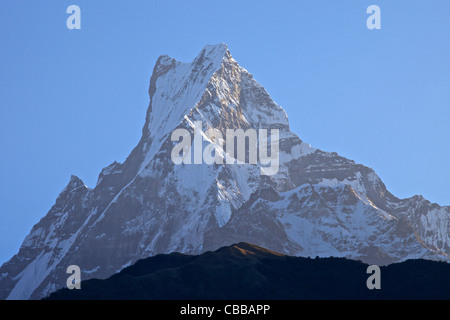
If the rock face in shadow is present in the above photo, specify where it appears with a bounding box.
[45,243,450,300]
[1,43,448,300]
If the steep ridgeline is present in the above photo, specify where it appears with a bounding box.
[1,43,448,299]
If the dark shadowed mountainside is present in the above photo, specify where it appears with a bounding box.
[46,243,450,300]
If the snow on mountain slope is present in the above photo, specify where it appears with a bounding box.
[0,43,448,300]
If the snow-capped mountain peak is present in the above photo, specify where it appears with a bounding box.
[1,44,448,300]
[144,43,230,144]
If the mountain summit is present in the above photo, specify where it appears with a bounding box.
[1,43,448,299]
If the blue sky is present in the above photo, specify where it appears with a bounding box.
[0,0,449,265]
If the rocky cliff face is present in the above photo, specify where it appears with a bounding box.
[0,43,448,299]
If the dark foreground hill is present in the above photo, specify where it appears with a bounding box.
[45,243,449,300]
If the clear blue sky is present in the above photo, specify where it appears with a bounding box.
[0,1,449,265]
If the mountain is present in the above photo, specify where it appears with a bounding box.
[45,242,450,300]
[0,43,448,300]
